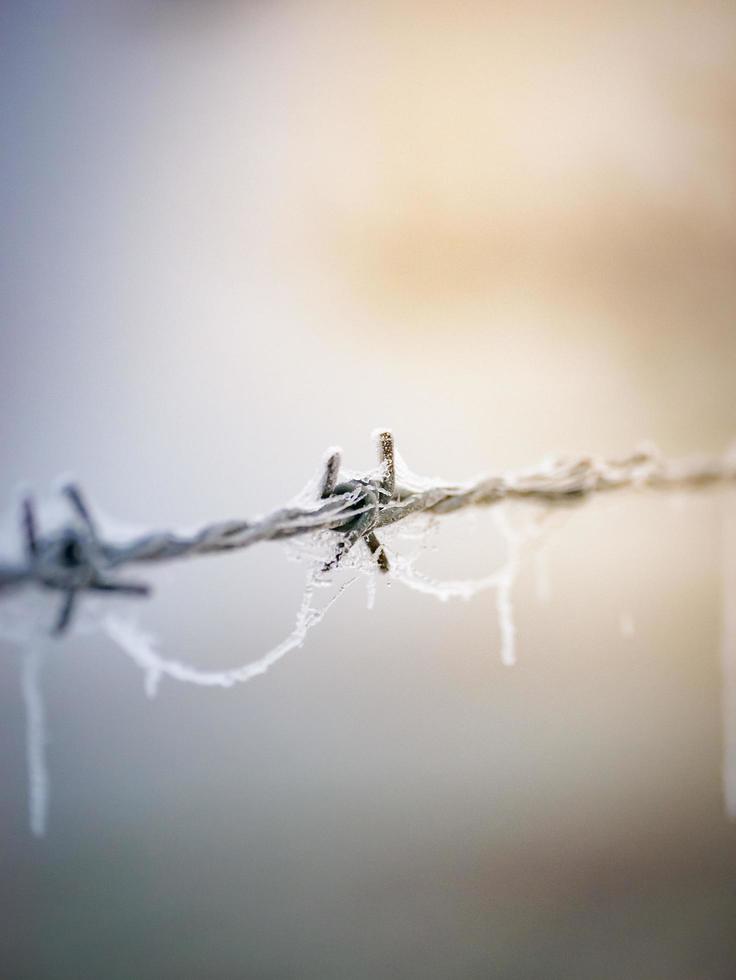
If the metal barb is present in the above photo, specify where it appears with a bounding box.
[17,485,154,634]
[321,430,397,574]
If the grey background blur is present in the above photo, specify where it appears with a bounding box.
[1,2,735,978]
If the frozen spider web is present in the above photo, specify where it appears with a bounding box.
[0,452,530,836]
[2,447,735,836]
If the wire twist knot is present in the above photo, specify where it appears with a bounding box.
[319,430,395,574]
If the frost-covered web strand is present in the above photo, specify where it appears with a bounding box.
[385,504,526,666]
[387,552,507,602]
[103,570,357,696]
[492,508,521,667]
[721,489,736,820]
[21,641,49,837]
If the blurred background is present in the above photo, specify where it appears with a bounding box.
[1,1,735,977]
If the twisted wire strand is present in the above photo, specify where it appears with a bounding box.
[1,431,735,632]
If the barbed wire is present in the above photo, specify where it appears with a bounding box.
[4,429,736,838]
[1,429,735,635]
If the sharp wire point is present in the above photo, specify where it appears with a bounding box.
[365,531,390,572]
[54,590,77,634]
[377,430,396,496]
[320,450,342,499]
[91,579,151,597]
[62,484,98,539]
[21,497,38,559]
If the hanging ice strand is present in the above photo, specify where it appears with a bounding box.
[720,488,736,820]
[21,637,50,837]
